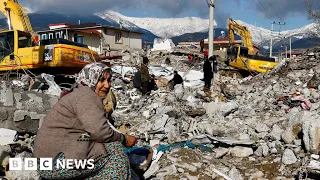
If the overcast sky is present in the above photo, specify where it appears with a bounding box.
[15,0,318,29]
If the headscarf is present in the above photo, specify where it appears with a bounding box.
[60,63,110,99]
[76,62,110,88]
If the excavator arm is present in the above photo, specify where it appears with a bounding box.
[0,0,37,42]
[228,18,254,54]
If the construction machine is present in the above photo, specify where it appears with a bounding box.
[0,0,98,72]
[227,18,277,74]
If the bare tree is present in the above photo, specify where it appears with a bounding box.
[305,0,320,37]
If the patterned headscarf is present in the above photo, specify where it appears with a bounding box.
[76,62,110,88]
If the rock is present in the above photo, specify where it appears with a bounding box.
[174,84,184,100]
[0,128,16,145]
[203,102,238,116]
[311,154,320,160]
[13,110,40,122]
[307,74,320,89]
[156,165,177,179]
[255,123,270,133]
[0,84,14,107]
[175,163,197,172]
[151,114,169,131]
[311,91,320,99]
[302,111,320,153]
[270,148,278,154]
[0,108,8,122]
[236,106,256,117]
[311,102,320,111]
[214,148,229,158]
[269,124,284,141]
[302,88,311,97]
[177,168,184,173]
[281,149,297,165]
[142,110,150,119]
[228,167,243,180]
[287,108,302,125]
[144,162,160,179]
[254,144,269,157]
[230,147,253,158]
[262,85,273,95]
[273,83,281,92]
[294,140,302,146]
[249,171,264,179]
[281,127,297,144]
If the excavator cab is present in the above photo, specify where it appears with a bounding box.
[0,30,14,60]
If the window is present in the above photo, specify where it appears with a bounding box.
[41,34,47,40]
[49,33,54,39]
[0,31,14,60]
[115,32,122,43]
[18,31,32,48]
[56,32,61,39]
[77,36,84,44]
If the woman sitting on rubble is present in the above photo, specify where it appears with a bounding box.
[34,62,137,179]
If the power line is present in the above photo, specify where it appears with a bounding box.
[266,0,284,22]
[253,0,272,19]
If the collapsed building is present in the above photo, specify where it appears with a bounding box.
[0,45,319,180]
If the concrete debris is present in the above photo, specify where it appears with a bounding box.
[281,149,297,165]
[1,47,320,179]
[152,38,176,52]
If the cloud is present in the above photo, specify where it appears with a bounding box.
[252,0,314,20]
[14,0,314,28]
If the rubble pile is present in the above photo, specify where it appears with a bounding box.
[0,46,319,179]
[109,48,320,179]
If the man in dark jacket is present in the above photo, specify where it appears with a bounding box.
[203,57,213,90]
[168,71,183,90]
[133,69,142,90]
[140,57,150,95]
[200,39,204,53]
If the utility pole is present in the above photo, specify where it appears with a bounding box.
[270,21,275,57]
[206,0,218,58]
[277,22,285,61]
[289,37,292,59]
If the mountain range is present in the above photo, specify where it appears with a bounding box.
[0,10,319,51]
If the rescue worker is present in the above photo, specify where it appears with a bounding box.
[212,55,218,73]
[140,57,150,95]
[200,39,204,53]
[148,74,158,91]
[133,68,142,91]
[168,71,183,90]
[203,56,213,91]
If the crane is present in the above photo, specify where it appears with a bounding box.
[0,0,98,72]
[226,18,278,74]
[0,0,37,43]
[228,18,254,54]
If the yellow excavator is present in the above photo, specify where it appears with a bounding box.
[0,0,98,72]
[227,18,278,73]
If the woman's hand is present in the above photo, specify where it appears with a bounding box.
[125,135,137,147]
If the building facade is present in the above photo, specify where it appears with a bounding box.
[36,23,143,56]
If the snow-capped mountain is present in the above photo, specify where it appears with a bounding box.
[97,10,214,38]
[235,20,318,49]
[97,10,318,50]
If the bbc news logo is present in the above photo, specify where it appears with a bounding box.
[9,158,94,170]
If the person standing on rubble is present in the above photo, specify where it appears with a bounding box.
[34,62,137,179]
[200,39,204,53]
[203,56,213,91]
[141,57,150,95]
